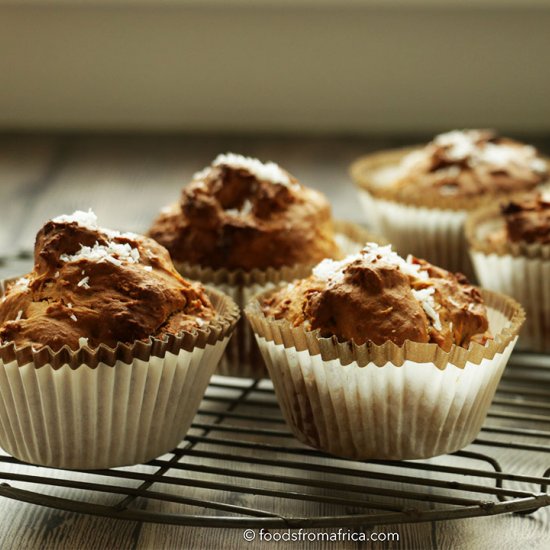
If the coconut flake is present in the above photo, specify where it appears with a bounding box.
[15,310,23,321]
[77,276,90,289]
[52,210,138,241]
[412,287,442,331]
[225,199,254,217]
[78,337,89,347]
[194,153,292,187]
[313,255,360,284]
[434,130,478,161]
[104,255,123,267]
[532,157,548,174]
[61,241,140,267]
[15,277,30,288]
[429,130,546,173]
[192,166,212,181]
[143,265,153,272]
[52,209,98,230]
[70,314,78,322]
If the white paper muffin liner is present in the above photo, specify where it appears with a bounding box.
[466,207,550,352]
[246,289,523,460]
[0,288,239,469]
[175,221,381,379]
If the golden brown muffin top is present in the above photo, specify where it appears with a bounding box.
[387,130,547,200]
[0,210,216,351]
[262,243,491,351]
[498,191,550,245]
[148,153,339,271]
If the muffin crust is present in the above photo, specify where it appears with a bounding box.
[499,192,550,245]
[149,153,339,271]
[0,211,215,351]
[388,130,547,201]
[262,244,491,351]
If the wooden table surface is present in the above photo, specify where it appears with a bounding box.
[0,133,548,550]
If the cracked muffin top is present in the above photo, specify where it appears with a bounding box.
[148,153,340,271]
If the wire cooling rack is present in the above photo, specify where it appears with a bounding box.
[0,352,548,527]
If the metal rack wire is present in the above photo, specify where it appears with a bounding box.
[0,352,548,527]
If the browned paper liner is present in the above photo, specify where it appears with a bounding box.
[0,288,239,469]
[245,288,523,460]
[466,206,550,352]
[175,221,381,379]
[246,288,523,370]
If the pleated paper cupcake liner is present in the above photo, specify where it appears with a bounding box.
[467,206,550,352]
[175,221,381,379]
[245,289,523,460]
[0,288,239,469]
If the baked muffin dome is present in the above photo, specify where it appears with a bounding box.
[148,153,339,271]
[0,210,215,351]
[262,243,491,351]
[387,130,547,201]
[497,191,550,245]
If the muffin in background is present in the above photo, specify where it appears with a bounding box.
[149,153,376,378]
[246,243,523,461]
[351,130,548,279]
[150,152,339,271]
[467,191,550,352]
[0,210,239,469]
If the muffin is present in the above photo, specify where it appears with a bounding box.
[351,130,548,279]
[246,243,523,460]
[149,153,375,378]
[467,191,550,352]
[0,210,239,469]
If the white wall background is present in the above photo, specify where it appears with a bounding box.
[0,2,549,133]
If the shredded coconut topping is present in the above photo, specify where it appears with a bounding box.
[399,130,546,176]
[70,314,78,322]
[52,209,98,230]
[225,199,254,217]
[412,287,442,331]
[51,209,138,241]
[77,276,90,289]
[313,243,445,330]
[313,243,429,283]
[15,310,23,321]
[434,130,479,161]
[431,130,545,172]
[193,153,292,186]
[15,277,30,288]
[60,241,140,268]
[78,337,89,347]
